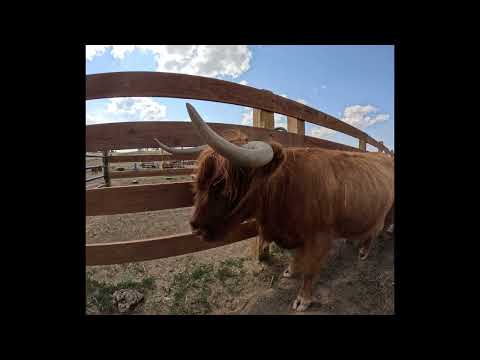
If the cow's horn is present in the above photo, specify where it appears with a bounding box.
[185,103,274,168]
[153,138,208,155]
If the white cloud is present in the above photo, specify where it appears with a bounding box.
[342,105,389,128]
[241,107,253,126]
[86,113,103,125]
[85,45,252,79]
[110,45,135,59]
[310,128,331,138]
[310,104,389,139]
[239,80,249,85]
[275,113,288,129]
[86,45,108,61]
[86,97,169,125]
[106,97,167,121]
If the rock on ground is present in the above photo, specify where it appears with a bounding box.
[112,289,144,313]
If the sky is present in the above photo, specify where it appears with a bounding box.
[86,45,394,151]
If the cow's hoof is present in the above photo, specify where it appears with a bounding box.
[292,295,312,312]
[358,247,369,260]
[283,268,293,278]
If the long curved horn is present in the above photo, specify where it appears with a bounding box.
[153,138,208,155]
[185,103,273,168]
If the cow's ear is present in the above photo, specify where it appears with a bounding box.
[258,142,286,176]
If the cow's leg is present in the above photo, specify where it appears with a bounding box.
[282,261,295,278]
[384,204,394,231]
[292,273,315,312]
[358,220,385,260]
[283,249,300,278]
[358,237,374,260]
[292,234,332,312]
[382,204,394,236]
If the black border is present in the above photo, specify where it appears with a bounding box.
[44,37,411,328]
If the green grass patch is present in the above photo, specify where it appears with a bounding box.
[167,258,247,314]
[214,258,246,295]
[168,262,215,315]
[86,271,156,314]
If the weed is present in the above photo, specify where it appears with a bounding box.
[168,262,215,315]
[214,258,246,295]
[142,277,156,290]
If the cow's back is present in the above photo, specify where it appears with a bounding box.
[328,151,394,237]
[256,148,394,245]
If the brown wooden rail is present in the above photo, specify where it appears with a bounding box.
[86,72,391,153]
[86,221,258,265]
[86,181,193,216]
[86,121,361,153]
[109,168,194,179]
[109,153,197,163]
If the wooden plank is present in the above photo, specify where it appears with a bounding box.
[359,139,367,152]
[377,141,384,152]
[86,154,104,158]
[110,168,194,179]
[252,109,273,261]
[108,153,197,163]
[253,108,274,129]
[86,181,194,216]
[86,175,104,182]
[287,116,305,135]
[102,150,111,187]
[86,121,360,153]
[86,72,389,152]
[86,221,259,265]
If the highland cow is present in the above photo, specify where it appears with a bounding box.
[154,103,394,312]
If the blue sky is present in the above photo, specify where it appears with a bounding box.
[86,45,394,151]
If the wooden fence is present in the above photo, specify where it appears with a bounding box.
[86,71,393,266]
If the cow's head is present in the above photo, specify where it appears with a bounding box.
[154,104,285,242]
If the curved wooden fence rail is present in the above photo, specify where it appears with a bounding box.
[86,121,362,152]
[87,72,392,153]
[86,71,393,266]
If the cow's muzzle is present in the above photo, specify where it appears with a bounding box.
[191,226,216,242]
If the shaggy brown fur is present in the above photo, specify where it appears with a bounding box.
[190,130,394,311]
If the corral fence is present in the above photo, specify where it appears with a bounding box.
[86,71,393,266]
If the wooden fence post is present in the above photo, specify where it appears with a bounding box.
[287,116,305,136]
[378,141,384,153]
[252,108,274,261]
[358,139,367,152]
[102,150,111,187]
[253,108,274,129]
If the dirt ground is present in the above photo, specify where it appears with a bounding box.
[86,152,394,315]
[86,195,394,315]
